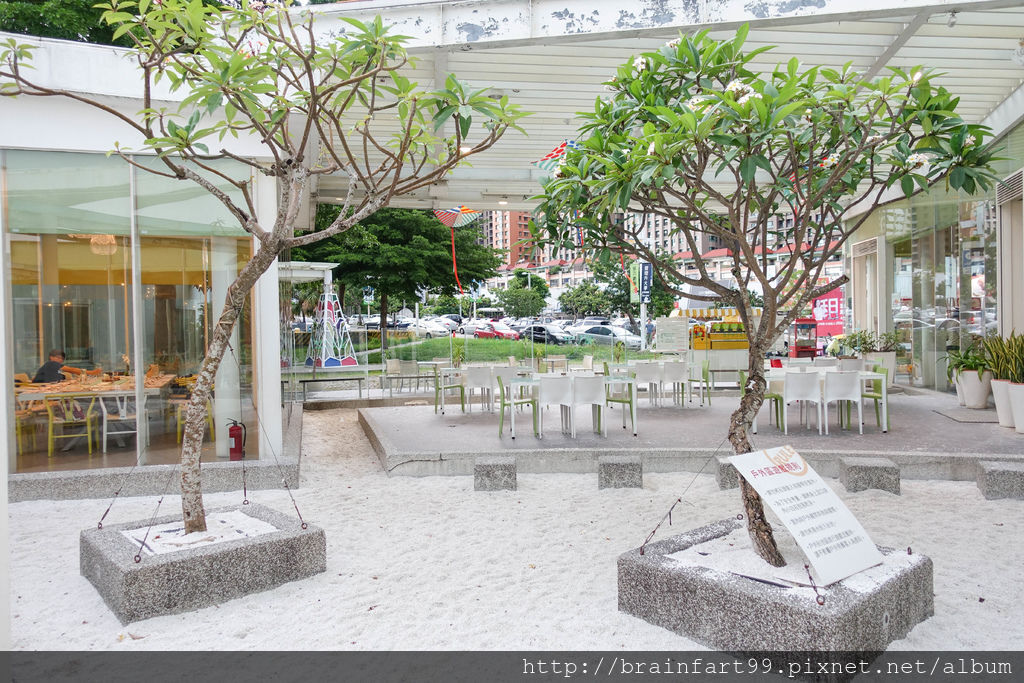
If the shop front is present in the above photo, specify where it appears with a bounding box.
[2,149,276,473]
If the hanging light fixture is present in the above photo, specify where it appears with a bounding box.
[946,10,958,28]
[88,234,117,256]
[1012,38,1024,67]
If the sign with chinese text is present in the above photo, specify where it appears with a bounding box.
[639,262,653,303]
[811,288,844,338]
[628,261,640,303]
[728,446,882,585]
[654,316,688,352]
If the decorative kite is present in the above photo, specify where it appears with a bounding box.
[531,140,581,171]
[433,205,480,293]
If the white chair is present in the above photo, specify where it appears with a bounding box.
[399,360,421,391]
[571,375,606,437]
[752,378,785,434]
[491,366,518,402]
[838,358,864,372]
[633,361,663,406]
[538,374,573,438]
[661,361,690,405]
[812,357,838,368]
[463,366,494,412]
[783,371,822,435]
[100,395,147,453]
[823,370,863,434]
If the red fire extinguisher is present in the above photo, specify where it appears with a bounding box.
[228,419,246,461]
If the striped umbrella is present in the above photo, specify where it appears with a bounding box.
[433,205,480,293]
[531,140,581,171]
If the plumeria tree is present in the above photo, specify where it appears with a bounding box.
[534,26,998,565]
[1,1,525,533]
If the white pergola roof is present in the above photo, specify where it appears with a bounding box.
[312,0,1024,211]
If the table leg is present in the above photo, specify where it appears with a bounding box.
[882,380,889,433]
[631,382,638,436]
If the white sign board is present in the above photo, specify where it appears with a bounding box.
[728,446,883,586]
[654,316,689,353]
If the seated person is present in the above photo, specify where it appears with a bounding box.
[32,349,83,383]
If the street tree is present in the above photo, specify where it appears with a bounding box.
[497,287,545,319]
[534,27,998,565]
[295,206,501,353]
[1,2,524,533]
[589,256,675,325]
[558,281,610,318]
[506,267,550,300]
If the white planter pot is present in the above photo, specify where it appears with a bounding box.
[953,371,965,406]
[991,379,1015,428]
[863,351,897,387]
[1008,383,1024,435]
[958,370,992,410]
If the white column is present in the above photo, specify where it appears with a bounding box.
[211,237,241,459]
[0,151,14,649]
[252,172,282,461]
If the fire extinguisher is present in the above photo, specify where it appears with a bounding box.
[228,419,246,461]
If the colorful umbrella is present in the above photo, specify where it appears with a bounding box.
[531,140,581,171]
[433,205,480,293]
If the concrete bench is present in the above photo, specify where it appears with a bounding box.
[474,456,517,491]
[299,373,366,400]
[840,456,900,494]
[715,457,739,490]
[598,455,642,489]
[976,461,1024,500]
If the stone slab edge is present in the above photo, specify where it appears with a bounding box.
[618,517,934,650]
[80,502,326,624]
[976,460,1024,500]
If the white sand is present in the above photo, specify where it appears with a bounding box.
[8,408,1024,650]
[121,510,278,557]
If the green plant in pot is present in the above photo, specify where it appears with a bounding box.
[613,341,626,364]
[983,334,1016,428]
[999,332,1024,434]
[945,343,991,410]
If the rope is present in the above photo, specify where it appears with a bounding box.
[97,459,143,530]
[226,341,307,528]
[450,226,463,294]
[639,433,731,556]
[133,464,179,563]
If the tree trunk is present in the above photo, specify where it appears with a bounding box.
[726,343,786,567]
[181,241,282,534]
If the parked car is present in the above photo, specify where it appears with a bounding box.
[442,313,463,325]
[406,318,449,338]
[474,321,520,340]
[576,324,642,349]
[427,316,458,332]
[566,317,610,336]
[457,318,490,335]
[521,324,574,345]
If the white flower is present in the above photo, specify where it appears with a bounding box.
[632,55,647,71]
[865,135,886,146]
[604,82,617,92]
[725,80,751,97]
[737,92,762,105]
[647,141,657,155]
[686,95,709,108]
[962,136,976,148]
[905,153,931,173]
[819,153,839,168]
[665,38,681,49]
[912,70,923,83]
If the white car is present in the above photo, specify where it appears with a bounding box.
[427,316,458,332]
[407,318,449,338]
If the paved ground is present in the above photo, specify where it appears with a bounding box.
[343,386,1024,479]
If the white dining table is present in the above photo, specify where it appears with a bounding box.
[765,368,889,433]
[502,373,638,438]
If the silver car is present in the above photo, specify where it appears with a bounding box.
[575,324,642,349]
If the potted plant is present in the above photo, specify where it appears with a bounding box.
[983,334,1015,428]
[854,330,899,386]
[945,343,991,410]
[1004,332,1024,435]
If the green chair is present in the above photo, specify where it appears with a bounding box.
[45,394,99,457]
[496,375,537,439]
[433,364,465,414]
[688,359,712,405]
[605,370,637,435]
[740,370,783,432]
[862,364,889,428]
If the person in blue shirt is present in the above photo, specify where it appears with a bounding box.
[32,349,83,383]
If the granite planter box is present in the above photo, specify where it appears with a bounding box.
[618,517,933,650]
[81,503,326,624]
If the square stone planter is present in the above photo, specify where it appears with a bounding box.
[81,503,326,624]
[618,517,933,650]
